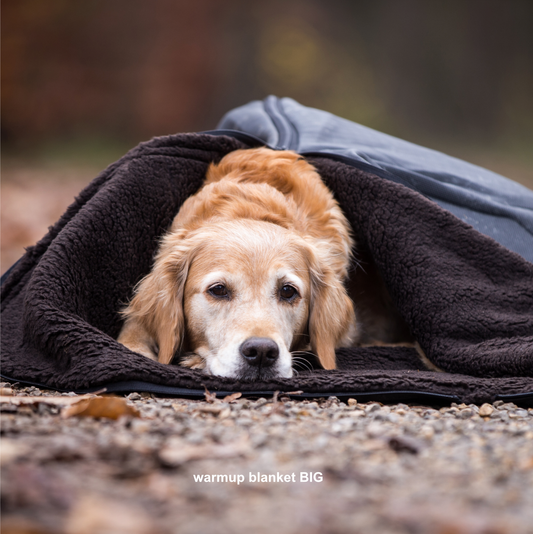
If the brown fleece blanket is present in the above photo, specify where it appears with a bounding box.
[1,134,532,405]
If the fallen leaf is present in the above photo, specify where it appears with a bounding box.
[0,394,95,406]
[223,392,242,403]
[62,396,140,420]
[203,386,219,403]
[0,393,139,419]
[195,405,226,415]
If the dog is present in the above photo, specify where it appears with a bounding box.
[118,147,429,379]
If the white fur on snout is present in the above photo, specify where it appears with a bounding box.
[186,270,306,379]
[205,334,293,379]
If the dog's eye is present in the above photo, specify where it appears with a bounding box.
[279,284,298,301]
[208,284,229,298]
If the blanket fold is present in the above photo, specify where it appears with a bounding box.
[1,133,532,406]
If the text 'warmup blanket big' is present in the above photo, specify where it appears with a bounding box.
[1,98,532,405]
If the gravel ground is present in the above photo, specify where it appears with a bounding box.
[1,383,533,534]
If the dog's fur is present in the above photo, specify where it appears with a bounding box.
[118,147,424,379]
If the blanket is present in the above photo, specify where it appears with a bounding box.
[219,96,533,263]
[1,133,532,406]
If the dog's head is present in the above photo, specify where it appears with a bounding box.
[121,218,355,379]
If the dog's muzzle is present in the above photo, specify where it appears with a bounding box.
[239,337,279,368]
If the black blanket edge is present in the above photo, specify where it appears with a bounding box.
[2,372,532,408]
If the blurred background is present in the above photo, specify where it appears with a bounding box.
[2,0,533,274]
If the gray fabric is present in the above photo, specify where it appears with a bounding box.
[218,96,533,263]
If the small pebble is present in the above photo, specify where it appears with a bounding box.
[130,419,151,433]
[388,435,423,454]
[365,403,381,414]
[419,425,435,440]
[479,403,494,417]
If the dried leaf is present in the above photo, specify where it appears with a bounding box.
[203,386,219,404]
[0,394,95,406]
[195,405,225,415]
[62,396,140,420]
[223,392,242,403]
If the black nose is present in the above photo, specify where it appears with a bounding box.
[239,337,279,368]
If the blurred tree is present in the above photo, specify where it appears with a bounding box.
[368,0,533,142]
[2,0,532,153]
[2,0,226,147]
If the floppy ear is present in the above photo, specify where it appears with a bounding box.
[118,229,193,364]
[307,251,357,370]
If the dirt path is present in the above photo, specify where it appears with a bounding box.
[1,383,532,534]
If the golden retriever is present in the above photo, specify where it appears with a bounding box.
[117,147,427,379]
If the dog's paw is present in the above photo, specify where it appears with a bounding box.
[179,354,206,370]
